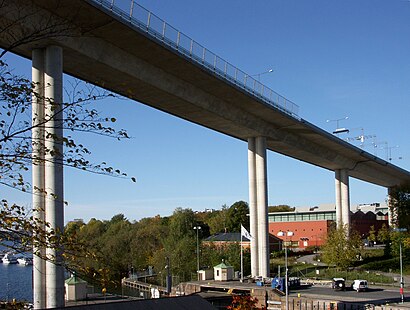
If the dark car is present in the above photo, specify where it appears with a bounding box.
[332,278,346,291]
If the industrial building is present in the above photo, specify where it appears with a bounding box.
[270,203,389,249]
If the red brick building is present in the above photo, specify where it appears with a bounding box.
[269,203,389,250]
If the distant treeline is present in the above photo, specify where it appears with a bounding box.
[65,201,259,287]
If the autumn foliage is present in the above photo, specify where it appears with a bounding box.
[227,295,266,310]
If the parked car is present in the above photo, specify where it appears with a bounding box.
[352,279,368,292]
[332,278,346,291]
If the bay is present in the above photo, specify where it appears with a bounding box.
[0,262,33,302]
[0,241,33,302]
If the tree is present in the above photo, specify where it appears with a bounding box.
[389,183,410,230]
[207,205,229,234]
[99,215,133,279]
[129,216,168,270]
[388,230,410,261]
[226,201,249,232]
[377,223,390,244]
[368,225,376,245]
[64,216,135,288]
[377,223,391,257]
[160,208,197,282]
[268,205,295,213]
[227,295,266,310]
[321,225,362,269]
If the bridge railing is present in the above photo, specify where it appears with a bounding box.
[90,0,300,118]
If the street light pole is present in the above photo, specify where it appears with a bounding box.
[277,230,294,310]
[400,240,404,304]
[393,227,407,304]
[193,226,202,273]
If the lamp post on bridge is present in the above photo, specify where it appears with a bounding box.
[326,116,349,134]
[251,68,274,81]
[244,68,274,92]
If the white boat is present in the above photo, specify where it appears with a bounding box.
[17,256,33,266]
[2,252,18,264]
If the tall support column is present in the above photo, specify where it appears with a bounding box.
[32,48,46,310]
[247,137,259,277]
[340,169,350,229]
[44,45,65,309]
[255,136,269,277]
[335,169,342,228]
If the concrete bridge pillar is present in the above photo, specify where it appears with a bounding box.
[32,45,65,309]
[334,169,350,230]
[335,169,342,226]
[248,137,259,277]
[248,136,269,278]
[32,48,46,310]
[340,169,350,228]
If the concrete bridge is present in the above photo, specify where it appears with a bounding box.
[1,0,409,308]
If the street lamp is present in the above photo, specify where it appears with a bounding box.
[277,230,294,310]
[193,226,202,273]
[251,68,274,81]
[326,116,349,134]
[393,228,407,304]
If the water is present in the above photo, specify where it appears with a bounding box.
[0,242,33,302]
[0,263,33,302]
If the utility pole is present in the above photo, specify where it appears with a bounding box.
[165,257,171,295]
[193,226,202,273]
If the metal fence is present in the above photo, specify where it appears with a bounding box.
[89,0,300,118]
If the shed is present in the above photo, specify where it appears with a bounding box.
[213,261,233,281]
[65,275,87,301]
[198,269,214,281]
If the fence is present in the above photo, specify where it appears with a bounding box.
[89,0,300,118]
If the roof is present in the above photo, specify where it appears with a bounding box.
[63,295,216,310]
[205,232,282,243]
[65,276,87,285]
[214,261,233,269]
[204,233,249,242]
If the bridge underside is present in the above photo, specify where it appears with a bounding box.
[1,0,409,188]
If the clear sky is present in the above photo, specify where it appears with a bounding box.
[4,0,410,223]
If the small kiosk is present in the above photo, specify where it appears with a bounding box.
[213,260,234,281]
[65,275,87,301]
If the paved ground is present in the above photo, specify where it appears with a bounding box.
[296,253,410,288]
[296,254,327,266]
[291,284,410,308]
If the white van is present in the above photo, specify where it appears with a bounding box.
[352,279,368,292]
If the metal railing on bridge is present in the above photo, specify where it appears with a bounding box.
[89,0,300,118]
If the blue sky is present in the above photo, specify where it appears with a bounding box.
[4,0,410,222]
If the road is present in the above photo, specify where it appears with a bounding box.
[291,285,407,306]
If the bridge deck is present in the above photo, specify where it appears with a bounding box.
[0,0,409,187]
